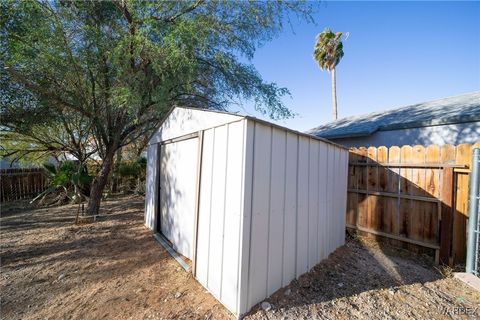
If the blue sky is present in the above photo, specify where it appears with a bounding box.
[243,1,480,131]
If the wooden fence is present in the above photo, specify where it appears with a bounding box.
[0,168,47,203]
[346,143,480,265]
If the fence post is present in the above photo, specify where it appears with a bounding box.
[466,148,480,274]
[440,167,454,265]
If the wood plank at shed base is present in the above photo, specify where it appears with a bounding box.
[346,224,440,250]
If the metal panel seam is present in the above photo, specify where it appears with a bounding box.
[192,131,205,276]
[245,122,256,310]
[219,124,230,299]
[265,126,273,297]
[326,145,330,254]
[281,131,287,286]
[206,128,216,287]
[307,139,311,270]
[235,119,247,315]
[295,134,299,279]
[316,141,321,264]
[155,144,161,232]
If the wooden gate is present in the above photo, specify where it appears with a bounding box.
[346,143,479,265]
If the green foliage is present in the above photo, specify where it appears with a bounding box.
[43,161,92,189]
[32,161,92,203]
[1,1,314,141]
[313,28,344,71]
[118,157,146,178]
[1,0,314,213]
[0,132,54,166]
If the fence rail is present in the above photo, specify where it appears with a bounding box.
[0,168,47,203]
[347,143,480,265]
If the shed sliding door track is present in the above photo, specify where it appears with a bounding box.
[153,233,190,272]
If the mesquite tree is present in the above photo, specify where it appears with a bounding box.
[1,0,313,215]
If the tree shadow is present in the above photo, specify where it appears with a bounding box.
[345,146,465,262]
[245,145,462,317]
[0,197,172,317]
[245,236,442,317]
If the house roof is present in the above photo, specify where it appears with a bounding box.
[307,92,480,139]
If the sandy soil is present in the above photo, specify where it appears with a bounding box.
[1,196,479,320]
[1,196,232,320]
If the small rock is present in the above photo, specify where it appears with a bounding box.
[174,292,182,299]
[338,282,344,287]
[58,274,66,281]
[261,301,272,311]
[284,288,291,296]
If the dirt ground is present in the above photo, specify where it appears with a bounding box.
[1,196,479,320]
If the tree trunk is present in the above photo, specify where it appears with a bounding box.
[85,150,115,216]
[331,67,338,121]
[111,148,122,193]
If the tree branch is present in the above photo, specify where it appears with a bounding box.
[150,0,204,23]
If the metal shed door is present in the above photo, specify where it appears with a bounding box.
[159,137,199,259]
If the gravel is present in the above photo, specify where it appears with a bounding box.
[244,236,480,320]
[2,196,479,320]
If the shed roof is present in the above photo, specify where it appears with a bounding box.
[151,106,348,149]
[307,92,480,139]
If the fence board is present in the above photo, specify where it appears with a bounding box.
[388,146,400,235]
[348,143,476,265]
[452,144,472,262]
[0,168,47,202]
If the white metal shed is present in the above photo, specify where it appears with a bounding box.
[145,107,348,318]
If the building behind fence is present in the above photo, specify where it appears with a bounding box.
[347,143,480,266]
[0,168,48,202]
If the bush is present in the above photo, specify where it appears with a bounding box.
[33,161,92,205]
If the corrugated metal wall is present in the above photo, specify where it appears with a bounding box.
[145,108,242,232]
[145,143,159,230]
[145,109,348,318]
[239,120,348,315]
[195,120,247,314]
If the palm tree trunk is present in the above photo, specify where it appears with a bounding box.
[331,67,338,120]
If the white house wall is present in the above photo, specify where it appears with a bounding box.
[240,121,348,315]
[148,108,242,145]
[195,120,247,315]
[330,122,480,147]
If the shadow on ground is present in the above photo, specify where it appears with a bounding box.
[244,234,479,320]
[0,195,232,320]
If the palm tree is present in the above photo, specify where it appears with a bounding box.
[314,28,344,120]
